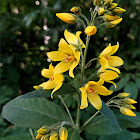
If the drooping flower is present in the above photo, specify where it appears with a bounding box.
[47,30,83,78]
[59,127,68,140]
[33,63,64,98]
[120,107,136,116]
[99,42,124,74]
[80,79,113,110]
[85,26,97,36]
[56,13,77,24]
[98,70,119,88]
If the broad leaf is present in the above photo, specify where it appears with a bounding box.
[98,129,134,140]
[2,98,70,129]
[100,101,121,130]
[0,136,31,140]
[68,127,81,140]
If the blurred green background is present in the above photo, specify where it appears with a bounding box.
[0,0,140,139]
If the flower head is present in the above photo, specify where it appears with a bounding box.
[56,13,77,24]
[59,127,68,140]
[47,30,84,78]
[33,63,64,98]
[99,42,124,74]
[80,79,113,110]
[85,26,97,36]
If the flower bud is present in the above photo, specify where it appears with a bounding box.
[120,107,136,116]
[123,98,137,104]
[59,127,68,140]
[41,134,50,140]
[118,93,129,98]
[124,104,136,110]
[49,132,59,140]
[108,3,118,11]
[85,26,97,36]
[37,126,50,135]
[93,0,101,6]
[70,7,81,15]
[56,13,77,24]
[105,18,122,28]
[104,0,113,6]
[103,14,120,22]
[98,7,105,15]
[36,134,43,139]
[111,7,126,14]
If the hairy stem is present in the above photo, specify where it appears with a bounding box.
[58,95,74,125]
[29,128,35,140]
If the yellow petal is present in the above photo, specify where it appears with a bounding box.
[99,57,110,68]
[41,69,52,78]
[80,87,88,109]
[100,70,119,81]
[54,74,64,84]
[105,80,117,88]
[58,38,73,55]
[120,107,136,116]
[69,60,78,78]
[93,85,113,96]
[109,66,121,74]
[76,31,85,48]
[107,56,124,67]
[54,61,72,75]
[123,98,137,104]
[108,42,119,56]
[33,82,46,89]
[51,83,63,98]
[87,92,102,110]
[64,30,78,45]
[99,44,112,57]
[85,26,97,36]
[43,80,57,90]
[47,51,66,61]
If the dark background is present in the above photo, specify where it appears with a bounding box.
[0,0,140,139]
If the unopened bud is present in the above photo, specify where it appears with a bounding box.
[118,93,129,98]
[124,104,136,110]
[104,0,113,6]
[36,134,43,139]
[103,14,120,22]
[56,13,78,24]
[108,3,118,11]
[59,127,68,140]
[49,132,59,140]
[41,134,50,140]
[105,18,122,28]
[93,0,101,6]
[70,7,81,15]
[120,107,136,116]
[123,98,137,104]
[37,126,50,135]
[85,26,97,36]
[98,7,105,15]
[111,7,126,14]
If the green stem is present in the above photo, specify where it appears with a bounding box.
[97,23,105,29]
[58,95,74,125]
[81,14,90,25]
[76,93,81,128]
[85,58,98,69]
[80,111,100,132]
[29,128,35,140]
[80,35,90,86]
[106,95,118,105]
[77,18,86,29]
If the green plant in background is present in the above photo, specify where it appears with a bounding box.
[0,0,138,139]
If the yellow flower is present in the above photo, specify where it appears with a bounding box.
[47,30,82,78]
[98,7,105,15]
[118,93,129,98]
[112,7,126,14]
[37,126,49,135]
[108,3,118,11]
[99,42,124,74]
[124,104,136,110]
[70,7,81,15]
[49,132,58,140]
[56,13,77,24]
[85,26,97,36]
[80,79,113,110]
[123,98,137,104]
[59,127,68,140]
[106,18,123,28]
[33,63,64,98]
[104,0,113,6]
[104,14,120,22]
[36,134,43,139]
[94,0,101,6]
[99,70,119,88]
[41,134,50,140]
[120,107,136,116]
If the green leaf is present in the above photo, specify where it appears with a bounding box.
[98,129,134,140]
[2,98,70,129]
[131,132,140,139]
[0,135,31,140]
[135,76,140,89]
[100,101,121,130]
[124,81,138,99]
[68,127,81,140]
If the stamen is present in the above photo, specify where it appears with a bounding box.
[105,56,113,60]
[50,76,54,81]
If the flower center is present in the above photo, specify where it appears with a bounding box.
[87,87,94,94]
[64,55,74,62]
[105,56,113,60]
[50,76,54,81]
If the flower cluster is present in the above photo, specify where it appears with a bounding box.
[36,126,68,140]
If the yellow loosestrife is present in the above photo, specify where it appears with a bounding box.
[85,26,97,36]
[59,127,68,140]
[120,107,136,116]
[49,132,59,140]
[80,79,113,110]
[33,63,64,98]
